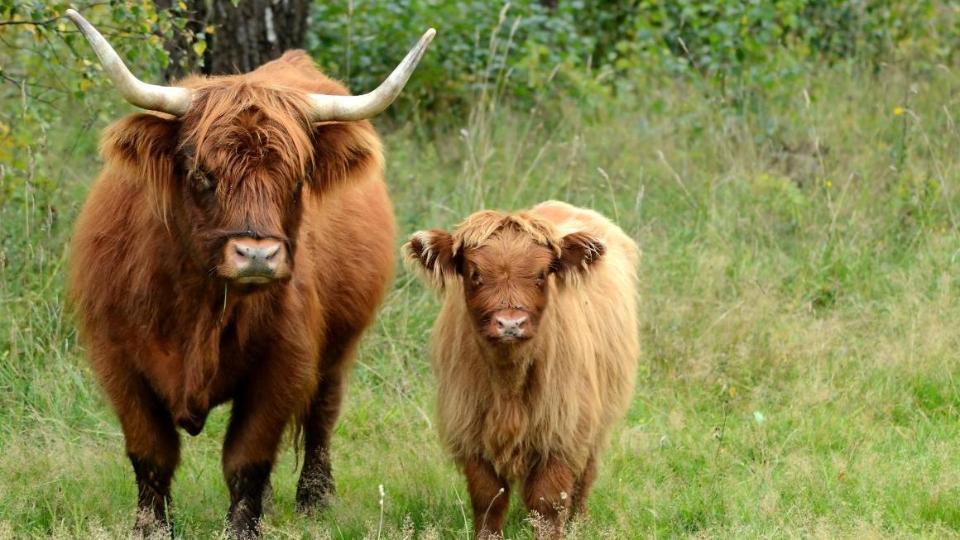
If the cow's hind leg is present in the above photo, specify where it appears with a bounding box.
[101,362,180,536]
[296,328,363,513]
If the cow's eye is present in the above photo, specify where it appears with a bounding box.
[469,268,483,286]
[535,272,547,287]
[193,170,214,192]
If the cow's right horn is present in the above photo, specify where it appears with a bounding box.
[65,9,193,116]
[307,28,436,122]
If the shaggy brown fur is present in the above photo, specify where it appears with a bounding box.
[69,51,394,537]
[404,201,640,539]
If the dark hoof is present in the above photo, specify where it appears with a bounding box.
[226,501,261,539]
[295,474,335,513]
[225,462,270,539]
[133,508,172,539]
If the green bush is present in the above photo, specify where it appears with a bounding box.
[2,1,956,133]
[307,1,597,115]
[0,1,189,204]
[308,0,958,111]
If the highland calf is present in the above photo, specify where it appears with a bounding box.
[405,201,639,538]
[64,9,433,538]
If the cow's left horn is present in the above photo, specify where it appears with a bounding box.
[308,28,436,122]
[65,9,193,116]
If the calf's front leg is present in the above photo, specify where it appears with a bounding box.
[571,454,597,517]
[523,456,576,540]
[464,456,510,539]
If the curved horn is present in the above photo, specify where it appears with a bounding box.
[308,28,436,122]
[65,9,193,116]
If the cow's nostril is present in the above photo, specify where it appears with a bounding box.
[263,245,280,261]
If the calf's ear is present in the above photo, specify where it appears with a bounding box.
[552,232,605,279]
[404,230,458,288]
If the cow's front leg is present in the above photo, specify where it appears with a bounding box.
[95,349,180,536]
[221,391,293,538]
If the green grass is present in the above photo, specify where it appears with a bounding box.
[3,61,960,538]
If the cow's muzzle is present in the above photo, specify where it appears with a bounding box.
[220,237,291,284]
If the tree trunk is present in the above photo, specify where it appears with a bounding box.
[156,0,310,81]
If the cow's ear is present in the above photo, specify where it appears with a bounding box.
[101,113,180,220]
[552,232,605,279]
[311,120,383,191]
[404,229,458,288]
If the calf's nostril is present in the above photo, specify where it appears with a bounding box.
[496,317,516,332]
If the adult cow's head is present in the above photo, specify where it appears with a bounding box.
[66,9,434,288]
[405,211,605,345]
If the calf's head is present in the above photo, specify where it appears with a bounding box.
[405,211,605,345]
[66,9,434,288]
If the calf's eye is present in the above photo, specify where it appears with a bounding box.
[535,272,546,287]
[193,170,214,192]
[470,269,483,286]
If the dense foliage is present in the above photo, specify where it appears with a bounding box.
[1,1,184,211]
[310,0,960,109]
[3,1,957,130]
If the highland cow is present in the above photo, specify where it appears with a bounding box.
[64,9,434,537]
[405,201,640,538]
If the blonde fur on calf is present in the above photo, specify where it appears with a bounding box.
[404,201,639,538]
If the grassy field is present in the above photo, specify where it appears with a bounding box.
[3,60,960,538]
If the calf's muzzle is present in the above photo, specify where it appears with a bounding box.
[491,310,531,342]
